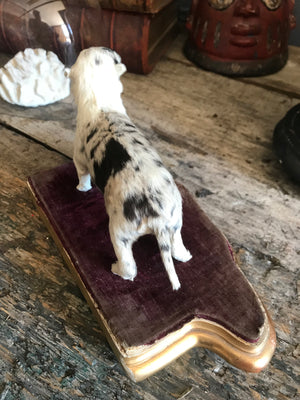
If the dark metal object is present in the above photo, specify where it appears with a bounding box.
[273,103,300,183]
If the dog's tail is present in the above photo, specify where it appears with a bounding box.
[156,230,181,291]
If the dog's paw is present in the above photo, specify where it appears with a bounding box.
[76,183,92,192]
[111,262,137,281]
[171,276,181,291]
[173,248,192,263]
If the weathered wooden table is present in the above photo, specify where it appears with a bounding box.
[0,35,299,400]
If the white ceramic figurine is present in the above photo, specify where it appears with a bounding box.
[70,47,191,290]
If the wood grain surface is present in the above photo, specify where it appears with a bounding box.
[0,35,299,399]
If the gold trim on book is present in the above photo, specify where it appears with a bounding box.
[27,180,276,382]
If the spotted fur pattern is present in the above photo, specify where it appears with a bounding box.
[70,47,191,290]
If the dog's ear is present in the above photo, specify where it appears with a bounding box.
[115,63,126,77]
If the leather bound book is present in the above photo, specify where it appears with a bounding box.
[71,1,179,73]
[99,0,173,13]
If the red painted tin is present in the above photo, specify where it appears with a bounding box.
[185,0,296,76]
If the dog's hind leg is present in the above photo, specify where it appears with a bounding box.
[109,222,137,281]
[156,230,181,290]
[171,227,192,263]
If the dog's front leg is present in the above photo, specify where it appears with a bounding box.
[77,173,92,192]
[74,151,92,192]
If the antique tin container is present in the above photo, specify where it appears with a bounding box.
[185,0,296,76]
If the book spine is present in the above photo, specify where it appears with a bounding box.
[99,0,173,14]
[101,9,149,73]
[78,7,149,73]
[100,0,152,13]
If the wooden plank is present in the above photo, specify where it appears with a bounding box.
[0,37,299,276]
[0,94,76,156]
[165,36,300,99]
[240,46,300,99]
[0,127,159,400]
[0,33,299,399]
[0,120,299,400]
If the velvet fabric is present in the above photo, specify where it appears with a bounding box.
[28,162,264,346]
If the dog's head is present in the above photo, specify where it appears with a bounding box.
[69,47,126,108]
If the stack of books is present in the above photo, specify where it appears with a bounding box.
[0,0,179,74]
[79,0,179,73]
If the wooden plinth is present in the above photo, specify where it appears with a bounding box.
[27,162,276,381]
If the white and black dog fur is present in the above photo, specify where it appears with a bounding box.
[70,47,191,290]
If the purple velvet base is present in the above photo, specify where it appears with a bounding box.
[28,162,264,346]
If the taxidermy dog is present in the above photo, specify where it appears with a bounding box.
[70,47,191,290]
